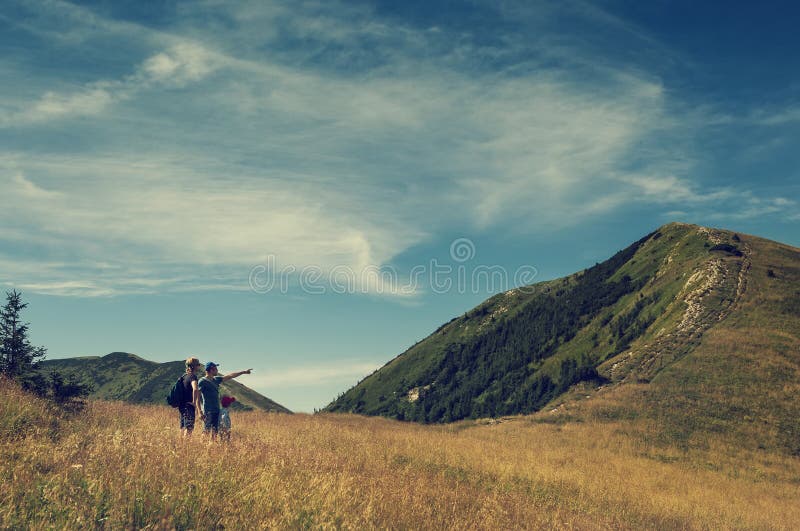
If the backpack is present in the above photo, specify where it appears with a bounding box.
[166,375,189,408]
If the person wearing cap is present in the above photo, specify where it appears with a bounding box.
[179,357,203,438]
[198,362,252,440]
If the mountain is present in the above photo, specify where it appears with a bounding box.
[325,223,799,450]
[40,352,292,414]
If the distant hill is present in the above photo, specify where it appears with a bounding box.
[325,223,799,451]
[40,352,291,414]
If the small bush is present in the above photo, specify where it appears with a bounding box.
[708,244,743,257]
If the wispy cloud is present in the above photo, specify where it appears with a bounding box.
[0,0,796,297]
[748,106,800,126]
[0,157,424,296]
[141,42,221,84]
[619,175,735,204]
[245,360,383,389]
[28,87,116,122]
[0,38,225,126]
[707,195,798,221]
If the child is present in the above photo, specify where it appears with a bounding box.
[220,395,236,442]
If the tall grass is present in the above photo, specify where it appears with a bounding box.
[2,380,798,530]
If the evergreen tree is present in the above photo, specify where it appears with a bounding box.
[46,370,91,412]
[0,290,90,408]
[0,290,46,382]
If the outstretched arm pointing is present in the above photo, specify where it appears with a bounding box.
[222,369,252,381]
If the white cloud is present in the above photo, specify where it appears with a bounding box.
[142,53,181,79]
[1,38,222,127]
[245,360,383,389]
[11,280,118,298]
[1,0,796,298]
[750,106,800,126]
[620,175,734,203]
[33,87,114,118]
[141,42,222,84]
[454,76,667,227]
[723,196,798,220]
[0,0,159,46]
[0,155,427,296]
[11,173,61,198]
[4,86,117,125]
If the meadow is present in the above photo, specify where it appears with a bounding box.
[2,380,799,530]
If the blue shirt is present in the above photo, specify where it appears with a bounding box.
[198,375,224,413]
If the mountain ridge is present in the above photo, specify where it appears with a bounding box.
[325,222,799,452]
[40,352,292,414]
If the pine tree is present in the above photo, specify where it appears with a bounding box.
[0,290,46,382]
[0,290,90,408]
[46,370,91,412]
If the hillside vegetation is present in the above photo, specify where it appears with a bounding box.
[40,353,291,413]
[326,223,799,453]
[553,224,800,454]
[2,379,798,529]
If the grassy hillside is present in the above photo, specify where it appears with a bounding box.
[324,230,654,421]
[325,223,799,452]
[39,352,291,414]
[546,226,800,454]
[2,379,798,529]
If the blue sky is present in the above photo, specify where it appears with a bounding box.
[1,0,798,412]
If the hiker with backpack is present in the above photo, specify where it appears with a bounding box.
[167,357,203,438]
[198,362,252,440]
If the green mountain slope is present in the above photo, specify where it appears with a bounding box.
[560,226,800,453]
[325,223,798,439]
[40,352,291,413]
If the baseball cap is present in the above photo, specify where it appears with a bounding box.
[205,361,219,371]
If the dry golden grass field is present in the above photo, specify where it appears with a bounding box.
[2,380,799,530]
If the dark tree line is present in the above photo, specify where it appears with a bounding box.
[611,293,658,350]
[0,290,90,410]
[379,232,655,423]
